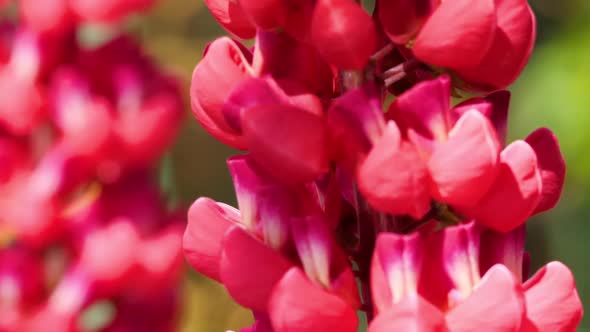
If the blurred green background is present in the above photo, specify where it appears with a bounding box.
[134,0,590,330]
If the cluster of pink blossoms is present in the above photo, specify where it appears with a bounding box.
[0,1,184,331]
[185,0,584,331]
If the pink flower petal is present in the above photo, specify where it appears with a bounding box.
[220,226,294,312]
[222,78,284,133]
[190,37,253,149]
[522,261,583,332]
[368,295,448,332]
[223,77,323,133]
[452,90,510,145]
[455,0,536,91]
[446,265,526,332]
[413,0,496,69]
[429,110,500,208]
[525,128,565,214]
[461,140,542,232]
[269,267,358,332]
[358,122,431,219]
[183,197,240,281]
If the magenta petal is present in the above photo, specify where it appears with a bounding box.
[328,84,385,171]
[371,232,423,314]
[183,197,240,281]
[223,77,323,133]
[461,141,542,232]
[525,128,565,214]
[439,222,482,296]
[220,226,294,312]
[368,296,448,332]
[389,76,451,141]
[522,262,583,332]
[311,0,376,70]
[429,110,500,207]
[413,0,496,69]
[269,267,358,332]
[290,214,333,288]
[446,265,526,332]
[222,78,284,133]
[358,122,431,219]
[227,155,276,231]
[242,104,329,184]
[479,225,526,282]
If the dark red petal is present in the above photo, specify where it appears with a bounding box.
[413,0,496,69]
[183,197,239,281]
[378,0,438,44]
[220,226,294,312]
[525,128,565,214]
[522,262,583,332]
[269,267,358,332]
[242,104,329,185]
[311,0,377,70]
[238,0,283,30]
[280,0,316,43]
[254,31,334,98]
[358,122,431,219]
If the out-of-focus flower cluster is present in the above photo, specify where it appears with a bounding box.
[0,1,184,331]
[185,0,583,331]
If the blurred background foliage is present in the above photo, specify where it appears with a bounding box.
[131,0,590,330]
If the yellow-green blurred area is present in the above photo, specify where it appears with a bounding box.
[134,0,590,330]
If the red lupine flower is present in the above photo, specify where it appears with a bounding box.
[379,0,536,91]
[187,0,581,330]
[357,76,564,232]
[183,156,359,330]
[369,223,582,332]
